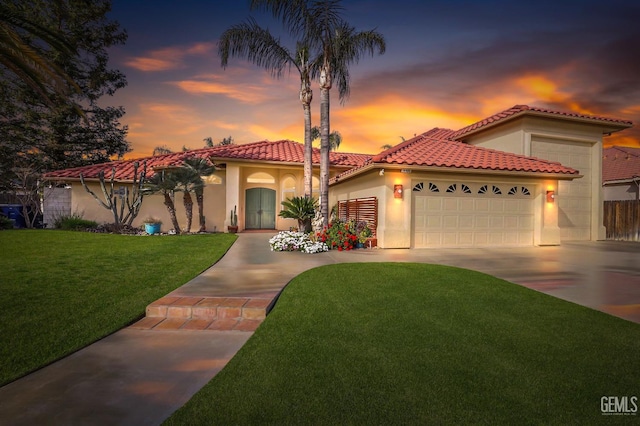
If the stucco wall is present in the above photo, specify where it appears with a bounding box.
[66,172,227,232]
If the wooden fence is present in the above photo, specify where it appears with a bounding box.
[603,200,640,241]
[337,197,378,237]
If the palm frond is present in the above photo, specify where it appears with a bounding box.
[219,17,298,78]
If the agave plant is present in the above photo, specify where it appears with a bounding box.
[278,196,317,233]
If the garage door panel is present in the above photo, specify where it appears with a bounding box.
[488,233,503,244]
[503,232,519,244]
[504,199,520,212]
[490,216,504,228]
[427,216,441,227]
[490,200,504,212]
[519,216,534,228]
[474,233,488,245]
[475,216,489,228]
[504,216,519,229]
[443,233,458,245]
[443,199,458,211]
[459,215,474,228]
[474,199,490,211]
[443,215,458,228]
[459,199,474,210]
[459,232,474,245]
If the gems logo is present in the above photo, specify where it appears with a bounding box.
[601,396,638,415]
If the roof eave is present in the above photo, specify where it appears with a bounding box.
[603,177,640,186]
[331,162,580,185]
[215,157,359,169]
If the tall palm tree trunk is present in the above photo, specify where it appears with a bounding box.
[319,65,331,227]
[195,188,206,232]
[302,92,313,199]
[183,191,194,233]
[163,193,181,234]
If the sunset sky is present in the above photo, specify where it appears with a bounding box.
[108,0,640,158]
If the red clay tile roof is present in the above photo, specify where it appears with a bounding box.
[602,146,640,183]
[332,128,578,184]
[207,140,369,167]
[45,140,370,180]
[451,105,633,140]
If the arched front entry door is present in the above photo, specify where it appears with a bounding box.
[245,188,276,229]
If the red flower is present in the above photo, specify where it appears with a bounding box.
[338,246,343,251]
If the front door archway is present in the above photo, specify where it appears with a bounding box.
[245,188,276,229]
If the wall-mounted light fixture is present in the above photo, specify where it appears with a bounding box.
[394,184,403,199]
[379,169,385,176]
[546,190,555,203]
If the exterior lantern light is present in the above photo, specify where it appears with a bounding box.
[394,184,403,199]
[546,190,555,203]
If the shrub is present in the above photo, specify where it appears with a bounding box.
[58,218,99,231]
[0,215,14,230]
[53,213,98,231]
[316,219,358,251]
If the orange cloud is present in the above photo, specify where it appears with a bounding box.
[332,95,477,153]
[171,78,269,104]
[125,42,215,72]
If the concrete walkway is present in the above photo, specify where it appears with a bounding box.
[1,233,639,425]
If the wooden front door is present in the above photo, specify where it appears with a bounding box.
[245,188,276,229]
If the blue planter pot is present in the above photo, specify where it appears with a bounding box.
[145,223,161,235]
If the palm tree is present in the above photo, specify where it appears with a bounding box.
[219,18,316,198]
[152,145,172,156]
[252,0,385,226]
[142,170,182,234]
[0,3,81,106]
[183,157,215,232]
[172,167,202,233]
[311,125,342,151]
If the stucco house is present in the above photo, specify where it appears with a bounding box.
[44,105,632,248]
[602,146,640,201]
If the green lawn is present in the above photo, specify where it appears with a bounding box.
[167,263,640,425]
[0,230,236,386]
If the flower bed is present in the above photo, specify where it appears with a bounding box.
[269,231,328,254]
[316,219,360,251]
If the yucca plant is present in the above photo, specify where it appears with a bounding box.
[279,196,317,233]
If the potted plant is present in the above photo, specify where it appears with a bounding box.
[228,205,238,233]
[143,217,162,235]
[356,220,372,248]
[356,220,376,248]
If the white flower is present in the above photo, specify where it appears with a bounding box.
[269,231,328,254]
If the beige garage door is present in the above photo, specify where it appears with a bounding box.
[413,181,534,248]
[531,139,592,241]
